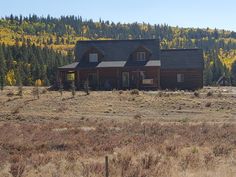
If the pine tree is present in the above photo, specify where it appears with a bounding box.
[6,48,14,70]
[56,35,60,45]
[204,66,213,86]
[66,50,74,63]
[0,46,6,90]
[232,61,236,85]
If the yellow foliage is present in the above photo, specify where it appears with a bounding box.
[82,25,89,34]
[140,24,148,32]
[35,79,42,87]
[5,70,16,86]
[0,26,111,55]
[218,49,236,69]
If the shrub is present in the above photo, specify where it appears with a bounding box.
[204,152,214,167]
[180,152,200,169]
[7,91,14,97]
[180,117,189,123]
[32,87,40,99]
[140,153,152,169]
[116,153,132,172]
[41,88,47,94]
[17,85,23,97]
[57,104,67,112]
[217,92,222,97]
[165,144,178,157]
[10,162,25,177]
[157,91,163,97]
[213,144,231,156]
[130,89,139,95]
[205,102,211,107]
[193,91,200,97]
[119,90,123,94]
[12,106,20,114]
[206,91,213,97]
[9,156,25,177]
[191,146,198,154]
[134,113,142,119]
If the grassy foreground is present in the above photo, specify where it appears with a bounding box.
[0,87,236,177]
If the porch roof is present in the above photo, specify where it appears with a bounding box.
[77,60,161,69]
[58,62,79,70]
[59,60,161,70]
[58,60,161,70]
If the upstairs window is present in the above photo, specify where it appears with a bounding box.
[89,53,98,62]
[177,74,184,83]
[137,52,146,61]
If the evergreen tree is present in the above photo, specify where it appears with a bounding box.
[232,61,236,75]
[232,61,236,85]
[6,48,14,69]
[15,65,23,86]
[204,66,213,85]
[66,50,74,63]
[0,46,6,90]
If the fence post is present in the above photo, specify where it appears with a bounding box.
[105,156,109,177]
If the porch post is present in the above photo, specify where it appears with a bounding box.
[97,69,100,90]
[77,70,80,89]
[57,70,62,87]
[158,67,161,89]
[116,68,120,89]
[56,70,60,83]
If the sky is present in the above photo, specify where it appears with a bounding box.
[1,0,236,31]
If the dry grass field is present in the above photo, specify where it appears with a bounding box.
[0,87,236,177]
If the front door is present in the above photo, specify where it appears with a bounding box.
[88,73,97,89]
[122,72,129,88]
[131,71,140,89]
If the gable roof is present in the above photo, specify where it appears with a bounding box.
[75,39,160,62]
[160,49,204,69]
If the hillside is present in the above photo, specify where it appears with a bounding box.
[0,15,236,86]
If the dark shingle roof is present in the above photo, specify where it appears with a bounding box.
[75,39,160,62]
[160,49,204,69]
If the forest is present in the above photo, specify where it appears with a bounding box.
[0,14,236,87]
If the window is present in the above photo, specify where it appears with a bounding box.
[140,71,146,80]
[89,53,98,62]
[122,72,130,88]
[137,52,146,61]
[177,74,184,83]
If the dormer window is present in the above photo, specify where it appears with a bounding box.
[137,52,146,61]
[89,53,98,62]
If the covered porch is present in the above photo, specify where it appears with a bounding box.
[58,61,161,90]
